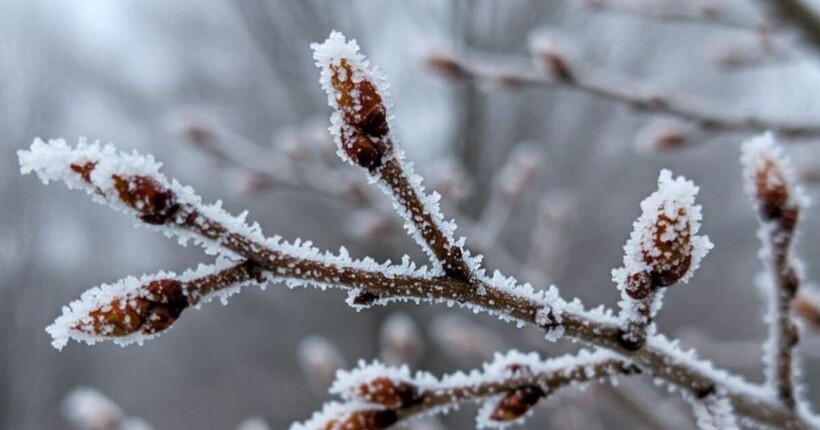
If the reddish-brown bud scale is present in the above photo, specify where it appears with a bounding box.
[357,377,420,408]
[794,291,820,330]
[643,206,692,287]
[330,60,389,138]
[112,175,180,225]
[324,410,398,430]
[489,386,546,422]
[341,131,385,171]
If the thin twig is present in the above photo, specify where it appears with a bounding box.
[424,50,820,138]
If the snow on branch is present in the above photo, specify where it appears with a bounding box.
[741,132,807,408]
[312,31,474,281]
[613,170,713,350]
[422,47,820,139]
[291,349,639,430]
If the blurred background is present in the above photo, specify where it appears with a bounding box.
[2,0,820,428]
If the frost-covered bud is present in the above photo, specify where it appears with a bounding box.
[323,410,398,430]
[298,336,348,392]
[355,377,421,408]
[380,313,423,366]
[615,169,713,289]
[69,160,180,225]
[46,276,191,349]
[63,387,123,430]
[312,32,393,171]
[111,175,180,225]
[741,133,806,228]
[487,385,546,422]
[76,279,187,340]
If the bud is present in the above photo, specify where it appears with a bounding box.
[379,312,423,366]
[298,336,347,393]
[488,385,546,422]
[423,51,472,81]
[323,410,398,430]
[528,31,575,82]
[355,377,421,408]
[112,175,180,225]
[47,276,191,349]
[741,133,805,227]
[794,287,820,331]
[329,59,388,138]
[313,32,392,170]
[613,170,713,350]
[76,279,188,339]
[616,169,713,288]
[63,387,123,430]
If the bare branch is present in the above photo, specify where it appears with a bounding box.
[423,49,820,138]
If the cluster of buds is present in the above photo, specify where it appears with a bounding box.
[352,377,422,409]
[614,170,713,350]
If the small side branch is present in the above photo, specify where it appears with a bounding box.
[741,133,806,408]
[292,350,639,429]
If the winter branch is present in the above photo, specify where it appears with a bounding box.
[18,32,820,429]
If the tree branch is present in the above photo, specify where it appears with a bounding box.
[423,49,820,138]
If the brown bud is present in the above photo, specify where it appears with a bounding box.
[112,175,180,225]
[423,52,472,81]
[357,377,421,408]
[794,289,820,330]
[75,279,189,339]
[489,386,546,422]
[643,205,693,287]
[324,410,397,430]
[331,60,389,137]
[340,131,385,171]
[624,272,652,300]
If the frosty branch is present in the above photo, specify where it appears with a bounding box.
[18,32,820,429]
[294,350,640,429]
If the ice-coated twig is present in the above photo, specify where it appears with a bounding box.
[422,48,820,138]
[688,391,740,430]
[291,349,639,430]
[312,32,472,281]
[613,170,713,350]
[741,133,807,408]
